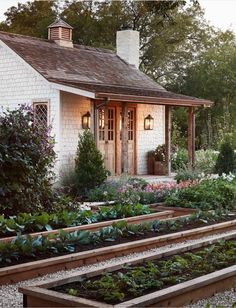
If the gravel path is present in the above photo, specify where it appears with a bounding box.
[0,230,236,308]
[186,288,236,307]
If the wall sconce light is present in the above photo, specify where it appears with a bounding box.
[144,114,154,130]
[82,111,91,129]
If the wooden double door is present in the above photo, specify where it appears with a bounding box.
[97,105,136,175]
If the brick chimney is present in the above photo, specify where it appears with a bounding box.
[116,28,140,69]
[48,18,73,48]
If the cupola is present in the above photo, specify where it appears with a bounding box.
[48,18,73,48]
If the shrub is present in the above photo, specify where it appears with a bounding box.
[126,177,148,189]
[87,177,148,203]
[172,148,218,174]
[59,167,77,196]
[75,130,108,196]
[195,149,218,174]
[171,148,188,171]
[215,140,235,175]
[165,178,236,211]
[174,165,202,183]
[87,182,118,202]
[0,105,56,215]
[116,183,141,206]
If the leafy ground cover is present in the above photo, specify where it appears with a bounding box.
[165,178,236,211]
[0,204,150,238]
[0,210,234,267]
[54,239,236,304]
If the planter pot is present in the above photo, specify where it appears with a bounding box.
[154,161,167,175]
[147,152,155,175]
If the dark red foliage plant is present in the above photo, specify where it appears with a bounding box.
[0,105,56,215]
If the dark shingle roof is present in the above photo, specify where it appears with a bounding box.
[48,18,73,29]
[0,31,212,106]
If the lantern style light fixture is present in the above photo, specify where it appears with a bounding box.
[144,114,154,130]
[82,111,91,129]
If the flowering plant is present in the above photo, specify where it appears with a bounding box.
[117,184,141,206]
[125,180,199,204]
[154,145,166,162]
[202,172,235,182]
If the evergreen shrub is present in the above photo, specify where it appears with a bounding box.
[75,130,108,195]
[215,140,235,175]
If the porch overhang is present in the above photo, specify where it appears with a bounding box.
[49,80,213,107]
[51,79,213,177]
[95,92,213,107]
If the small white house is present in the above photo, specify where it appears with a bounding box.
[0,19,212,178]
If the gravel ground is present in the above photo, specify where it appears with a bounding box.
[186,288,236,307]
[0,230,236,308]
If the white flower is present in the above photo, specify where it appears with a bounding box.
[80,204,91,211]
[200,172,205,178]
[219,172,235,182]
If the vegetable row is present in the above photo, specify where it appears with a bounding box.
[0,204,150,237]
[0,210,233,266]
[59,239,236,304]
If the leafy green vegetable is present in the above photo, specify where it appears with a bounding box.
[0,210,234,266]
[0,203,151,237]
[61,240,236,304]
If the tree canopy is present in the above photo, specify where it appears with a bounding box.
[170,31,236,148]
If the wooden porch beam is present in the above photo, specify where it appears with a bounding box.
[165,106,172,176]
[95,93,213,107]
[188,106,195,167]
[121,102,129,174]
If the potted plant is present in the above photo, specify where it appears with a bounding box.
[154,144,167,175]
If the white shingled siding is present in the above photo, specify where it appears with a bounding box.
[0,41,61,174]
[60,92,91,173]
[136,104,165,174]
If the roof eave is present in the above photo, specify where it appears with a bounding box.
[50,82,95,99]
[95,92,213,107]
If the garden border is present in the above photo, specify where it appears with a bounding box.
[19,232,236,307]
[1,219,236,285]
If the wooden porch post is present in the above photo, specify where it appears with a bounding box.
[121,102,129,173]
[91,99,96,142]
[188,106,195,167]
[165,106,172,176]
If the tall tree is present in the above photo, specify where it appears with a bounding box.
[0,0,208,84]
[170,30,236,148]
[61,0,183,49]
[0,0,58,38]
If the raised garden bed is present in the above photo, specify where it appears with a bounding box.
[19,233,236,307]
[0,210,175,244]
[1,213,236,285]
[0,203,157,239]
[151,204,196,217]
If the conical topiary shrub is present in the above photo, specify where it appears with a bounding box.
[75,129,108,195]
[215,139,235,175]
